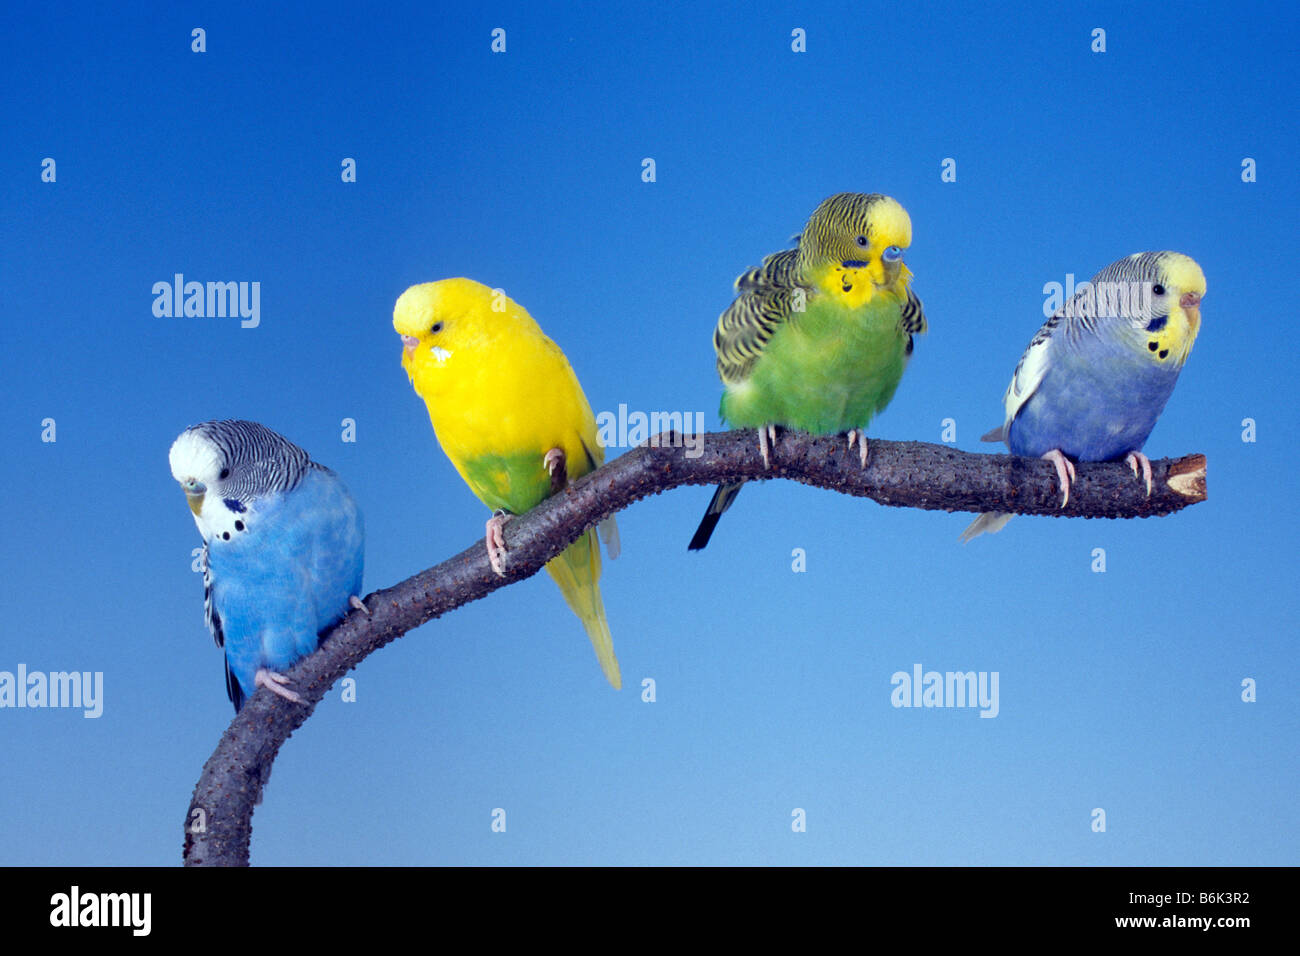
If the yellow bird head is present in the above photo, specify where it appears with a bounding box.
[1147,252,1206,366]
[799,193,915,305]
[393,278,522,396]
[1153,251,1205,335]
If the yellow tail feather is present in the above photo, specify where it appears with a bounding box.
[545,528,621,689]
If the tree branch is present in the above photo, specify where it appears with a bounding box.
[183,431,1206,865]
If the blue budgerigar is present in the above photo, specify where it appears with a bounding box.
[169,420,365,710]
[962,251,1206,541]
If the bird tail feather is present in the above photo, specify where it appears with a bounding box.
[546,528,621,689]
[599,515,620,561]
[688,481,745,551]
[960,511,1013,543]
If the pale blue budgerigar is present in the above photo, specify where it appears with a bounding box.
[169,420,365,710]
[962,251,1206,541]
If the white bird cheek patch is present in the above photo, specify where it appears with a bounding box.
[430,346,453,364]
[199,496,254,543]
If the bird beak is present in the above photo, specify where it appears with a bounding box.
[183,488,205,515]
[401,335,419,358]
[881,258,903,287]
[1180,292,1201,334]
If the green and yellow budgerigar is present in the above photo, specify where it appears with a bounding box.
[394,278,622,688]
[688,192,927,550]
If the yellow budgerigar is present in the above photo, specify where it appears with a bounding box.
[393,278,622,688]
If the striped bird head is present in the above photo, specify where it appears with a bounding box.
[798,193,915,306]
[1090,252,1206,367]
[169,420,309,538]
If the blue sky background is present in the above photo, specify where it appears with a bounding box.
[2,1,1296,865]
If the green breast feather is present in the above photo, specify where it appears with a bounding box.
[720,292,912,434]
[459,451,552,515]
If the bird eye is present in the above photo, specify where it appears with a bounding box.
[882,246,902,262]
[430,321,444,334]
[218,468,230,480]
[855,235,869,247]
[1152,284,1166,296]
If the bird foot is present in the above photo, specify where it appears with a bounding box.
[544,447,567,492]
[1042,449,1076,508]
[349,595,370,616]
[846,429,870,468]
[485,511,511,576]
[1125,451,1153,497]
[255,668,304,705]
[758,424,778,470]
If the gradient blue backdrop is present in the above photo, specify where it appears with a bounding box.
[2,1,1296,865]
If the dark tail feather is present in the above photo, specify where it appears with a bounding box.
[225,657,245,713]
[688,482,745,551]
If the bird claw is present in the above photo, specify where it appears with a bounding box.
[758,424,778,470]
[255,668,304,705]
[846,429,870,468]
[1126,451,1153,497]
[543,447,567,492]
[349,595,370,616]
[1042,449,1076,508]
[485,512,510,576]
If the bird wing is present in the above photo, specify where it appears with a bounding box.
[201,543,248,709]
[714,248,806,385]
[580,436,620,561]
[201,543,224,650]
[899,285,928,336]
[998,311,1059,434]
